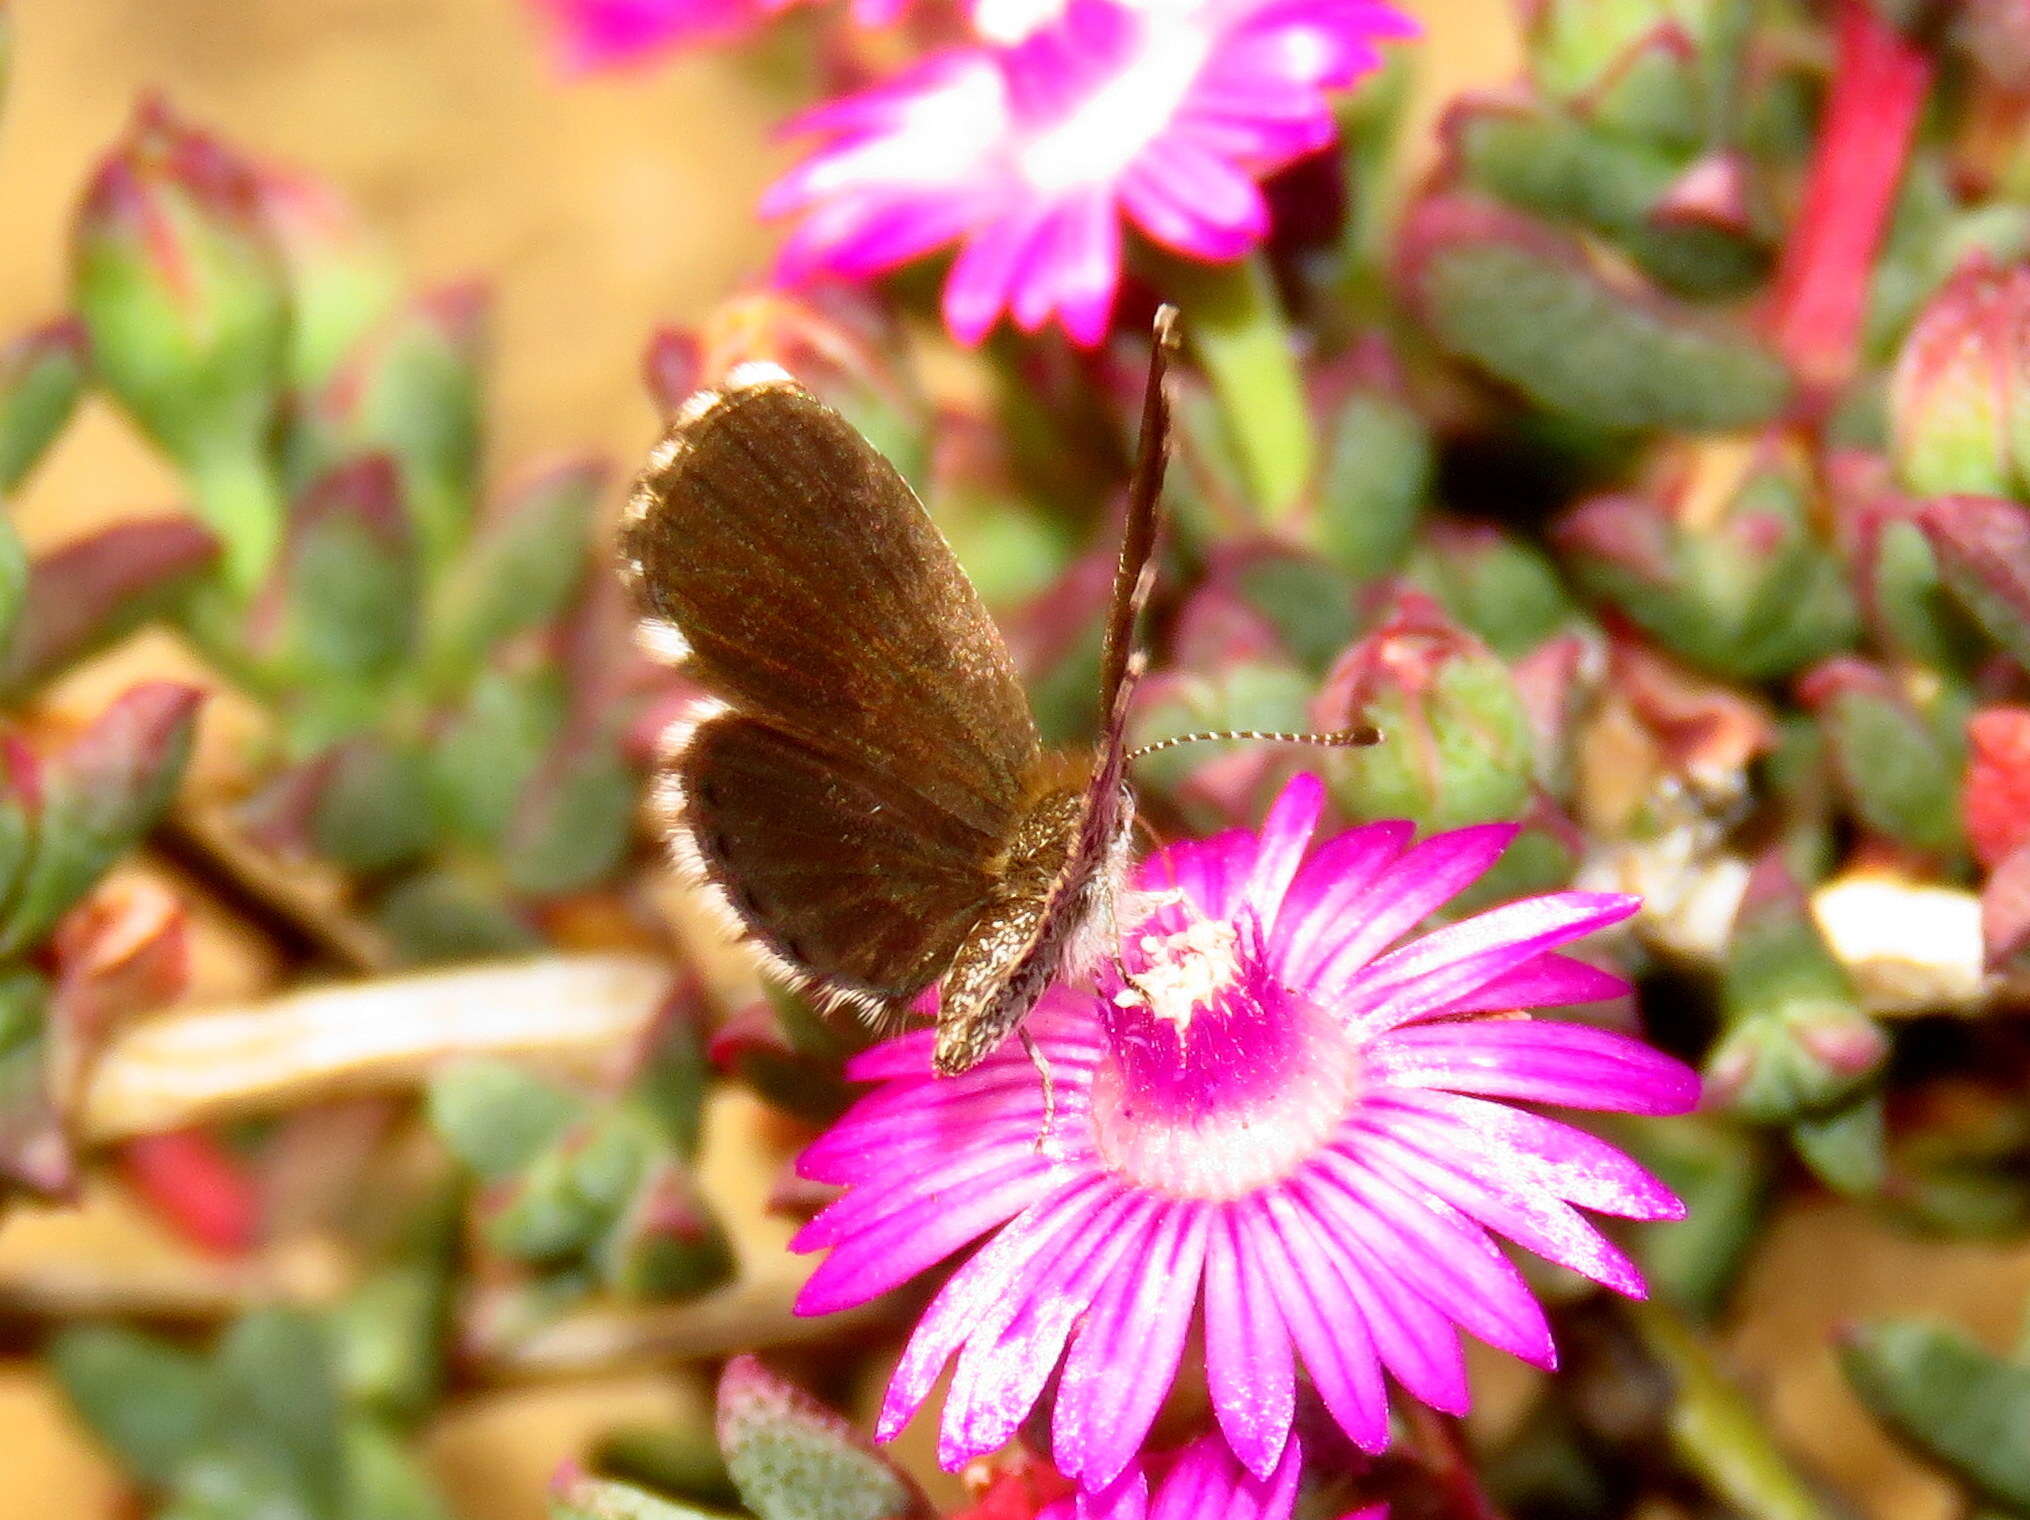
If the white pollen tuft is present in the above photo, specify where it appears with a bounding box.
[1114,917,1241,1034]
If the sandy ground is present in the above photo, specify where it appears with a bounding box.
[2,1,2027,1517]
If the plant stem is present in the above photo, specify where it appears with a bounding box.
[1766,0,1932,396]
[1404,1403,1508,1520]
[1630,1299,1839,1520]
[467,1272,892,1374]
[1163,253,1314,525]
[189,439,287,596]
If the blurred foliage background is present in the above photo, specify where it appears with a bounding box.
[1,2,2028,1519]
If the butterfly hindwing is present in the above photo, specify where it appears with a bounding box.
[678,714,999,1007]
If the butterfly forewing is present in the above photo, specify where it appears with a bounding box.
[624,369,1042,1012]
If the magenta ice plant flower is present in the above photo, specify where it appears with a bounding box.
[530,0,757,65]
[1036,1430,1380,1520]
[529,0,903,68]
[763,0,1416,346]
[793,773,1700,1490]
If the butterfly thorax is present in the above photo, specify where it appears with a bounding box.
[931,754,1136,1076]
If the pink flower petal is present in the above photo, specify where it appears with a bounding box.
[1075,1465,1150,1520]
[1202,1207,1295,1477]
[879,1176,1109,1438]
[1135,827,1260,923]
[794,1137,1050,1251]
[1307,1148,1556,1367]
[1307,1182,1470,1414]
[1434,952,1630,1016]
[1303,823,1520,997]
[844,1029,935,1081]
[1349,1124,1647,1298]
[1373,1090,1687,1221]
[945,209,1048,345]
[794,1155,1059,1314]
[1242,1194,1388,1451]
[1052,1203,1210,1488]
[1341,892,1641,1035]
[1370,1018,1701,1113]
[1241,773,1325,932]
[1273,820,1415,980]
[940,1192,1159,1463]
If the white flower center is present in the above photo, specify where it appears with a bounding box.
[1114,916,1242,1034]
[1016,13,1212,195]
[1091,917,1363,1202]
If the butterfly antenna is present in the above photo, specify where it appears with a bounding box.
[1096,307,1181,717]
[1127,723,1384,761]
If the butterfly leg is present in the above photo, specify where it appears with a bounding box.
[1018,1025,1057,1146]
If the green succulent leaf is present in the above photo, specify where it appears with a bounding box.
[1408,196,1791,431]
[1451,104,1765,298]
[1310,388,1430,581]
[427,461,602,688]
[52,1325,219,1487]
[550,1475,724,1520]
[1842,1321,2030,1513]
[0,682,200,957]
[0,518,219,699]
[0,318,87,494]
[212,1309,348,1520]
[717,1357,926,1520]
[427,1058,585,1182]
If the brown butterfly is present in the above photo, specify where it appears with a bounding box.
[621,308,1376,1077]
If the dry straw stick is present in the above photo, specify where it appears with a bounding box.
[82,953,669,1141]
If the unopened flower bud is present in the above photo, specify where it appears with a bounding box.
[1557,435,1858,680]
[302,282,487,570]
[1798,657,1967,860]
[1314,587,1536,830]
[73,98,289,590]
[1889,253,2030,500]
[1708,854,1887,1123]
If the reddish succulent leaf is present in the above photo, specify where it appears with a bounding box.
[1964,708,2030,870]
[0,517,218,697]
[0,682,203,957]
[1920,494,2030,672]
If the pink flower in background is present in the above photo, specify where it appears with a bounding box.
[794,774,1698,1489]
[531,0,758,65]
[530,0,904,68]
[764,0,1416,346]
